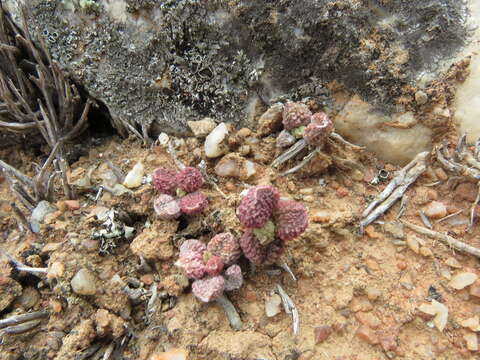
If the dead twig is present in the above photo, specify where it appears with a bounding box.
[402,220,480,258]
[215,294,242,331]
[276,284,299,336]
[360,151,429,232]
[0,320,42,335]
[0,310,49,329]
[0,248,47,276]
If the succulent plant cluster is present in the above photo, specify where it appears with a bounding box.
[176,235,243,302]
[280,101,334,147]
[237,185,308,265]
[152,166,208,219]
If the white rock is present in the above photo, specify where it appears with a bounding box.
[423,201,447,219]
[71,269,97,295]
[123,162,144,188]
[334,95,432,165]
[449,272,478,290]
[418,299,448,332]
[157,132,170,146]
[265,294,282,317]
[204,123,229,158]
[459,316,480,332]
[464,332,479,351]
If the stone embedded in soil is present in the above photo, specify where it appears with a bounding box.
[454,182,478,202]
[257,103,284,136]
[151,349,188,360]
[406,236,420,254]
[383,221,404,239]
[71,268,97,296]
[188,118,216,137]
[214,153,257,180]
[265,294,282,317]
[464,332,479,351]
[449,272,478,290]
[470,280,480,298]
[366,287,382,302]
[445,257,462,269]
[30,200,57,232]
[204,122,229,158]
[350,297,373,312]
[418,300,448,332]
[459,316,480,332]
[123,162,144,189]
[130,221,176,260]
[355,311,382,329]
[314,325,333,344]
[423,201,447,219]
[356,325,379,345]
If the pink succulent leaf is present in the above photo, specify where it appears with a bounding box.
[274,199,308,241]
[239,229,267,265]
[175,252,206,280]
[152,167,178,195]
[237,185,280,228]
[179,239,206,257]
[303,112,334,146]
[282,102,312,130]
[153,194,181,220]
[192,276,225,302]
[180,191,209,215]
[176,167,204,193]
[224,264,243,291]
[205,255,224,276]
[207,232,241,266]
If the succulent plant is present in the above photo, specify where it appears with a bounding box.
[303,112,334,146]
[175,251,206,280]
[153,194,181,220]
[274,199,309,241]
[192,276,226,302]
[152,167,178,195]
[176,166,204,193]
[237,185,280,228]
[180,239,206,256]
[180,191,209,215]
[239,229,267,265]
[282,102,312,130]
[207,232,241,265]
[204,255,225,276]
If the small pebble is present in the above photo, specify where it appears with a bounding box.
[445,257,462,269]
[356,325,379,345]
[188,118,216,137]
[303,195,314,202]
[366,286,381,302]
[123,162,144,189]
[205,122,229,158]
[464,332,478,351]
[151,349,188,360]
[364,225,380,239]
[470,281,480,298]
[423,201,447,219]
[265,294,282,317]
[449,272,478,290]
[419,246,433,257]
[415,90,428,105]
[236,127,252,138]
[314,325,332,344]
[311,209,330,223]
[71,268,97,296]
[406,236,420,254]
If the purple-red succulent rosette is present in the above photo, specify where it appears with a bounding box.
[151,166,208,219]
[237,185,308,266]
[175,235,243,303]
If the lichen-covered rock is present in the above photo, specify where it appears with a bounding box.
[176,167,204,193]
[237,185,279,228]
[192,276,225,302]
[207,232,241,266]
[179,191,209,215]
[22,1,470,136]
[274,199,308,241]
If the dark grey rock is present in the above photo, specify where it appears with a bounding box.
[18,0,471,136]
